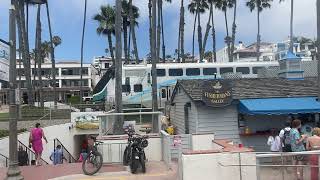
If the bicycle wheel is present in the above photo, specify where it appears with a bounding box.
[82,151,103,175]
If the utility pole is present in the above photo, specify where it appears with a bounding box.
[114,0,123,134]
[151,0,159,132]
[6,0,23,179]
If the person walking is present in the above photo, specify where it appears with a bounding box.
[29,123,48,166]
[50,145,64,165]
[290,119,307,180]
[306,127,320,180]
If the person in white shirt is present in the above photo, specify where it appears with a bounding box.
[267,128,282,152]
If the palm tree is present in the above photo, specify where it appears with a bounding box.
[215,0,235,62]
[246,0,272,61]
[188,0,209,62]
[160,0,172,63]
[80,0,87,104]
[202,0,216,62]
[14,0,34,105]
[35,4,44,107]
[279,0,293,52]
[148,0,152,61]
[128,0,140,64]
[114,0,123,134]
[179,0,185,63]
[230,0,237,62]
[122,0,139,64]
[151,0,158,132]
[317,0,320,100]
[45,0,58,107]
[93,5,115,64]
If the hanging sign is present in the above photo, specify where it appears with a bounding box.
[202,80,233,107]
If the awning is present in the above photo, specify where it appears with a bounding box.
[239,97,320,115]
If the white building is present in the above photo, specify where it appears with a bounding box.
[0,42,9,87]
[15,61,93,103]
[215,40,314,63]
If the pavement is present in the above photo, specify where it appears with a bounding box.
[0,161,178,180]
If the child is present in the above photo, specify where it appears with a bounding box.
[267,128,282,152]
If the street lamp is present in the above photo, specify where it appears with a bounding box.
[6,1,23,179]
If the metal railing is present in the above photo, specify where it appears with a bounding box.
[53,138,77,163]
[18,140,48,165]
[97,142,127,164]
[0,152,8,167]
[215,151,320,180]
[98,109,163,136]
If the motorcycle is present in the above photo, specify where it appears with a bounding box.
[129,135,148,174]
[123,126,135,166]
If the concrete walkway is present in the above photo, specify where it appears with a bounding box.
[0,161,177,180]
[51,161,177,180]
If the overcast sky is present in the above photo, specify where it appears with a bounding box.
[0,0,317,63]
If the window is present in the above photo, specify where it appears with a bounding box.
[134,84,143,92]
[104,63,109,69]
[220,67,233,74]
[236,67,250,74]
[122,85,131,93]
[161,89,166,98]
[186,68,200,76]
[203,68,217,75]
[252,67,263,74]
[169,69,183,76]
[157,69,166,77]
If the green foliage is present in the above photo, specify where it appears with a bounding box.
[68,96,81,105]
[0,129,28,139]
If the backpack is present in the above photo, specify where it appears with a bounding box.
[282,129,292,152]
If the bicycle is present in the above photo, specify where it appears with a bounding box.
[82,140,104,175]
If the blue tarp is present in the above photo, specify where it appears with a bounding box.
[239,97,320,115]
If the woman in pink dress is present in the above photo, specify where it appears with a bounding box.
[29,123,48,166]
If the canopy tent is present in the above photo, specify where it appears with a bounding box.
[239,97,320,115]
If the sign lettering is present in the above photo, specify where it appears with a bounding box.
[202,80,233,107]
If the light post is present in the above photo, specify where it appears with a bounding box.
[6,1,23,179]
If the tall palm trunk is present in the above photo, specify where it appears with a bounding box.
[211,4,216,62]
[256,1,261,62]
[148,0,152,63]
[114,0,123,134]
[160,4,166,63]
[230,0,237,62]
[197,3,203,62]
[151,0,158,132]
[157,0,161,63]
[289,0,294,52]
[178,16,181,62]
[317,0,320,100]
[192,12,197,62]
[123,17,129,64]
[80,0,87,104]
[129,0,139,64]
[35,5,43,107]
[180,0,185,63]
[16,0,34,105]
[107,34,115,64]
[224,10,231,62]
[202,3,213,61]
[46,1,57,107]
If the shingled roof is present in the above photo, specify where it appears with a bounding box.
[174,77,318,101]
